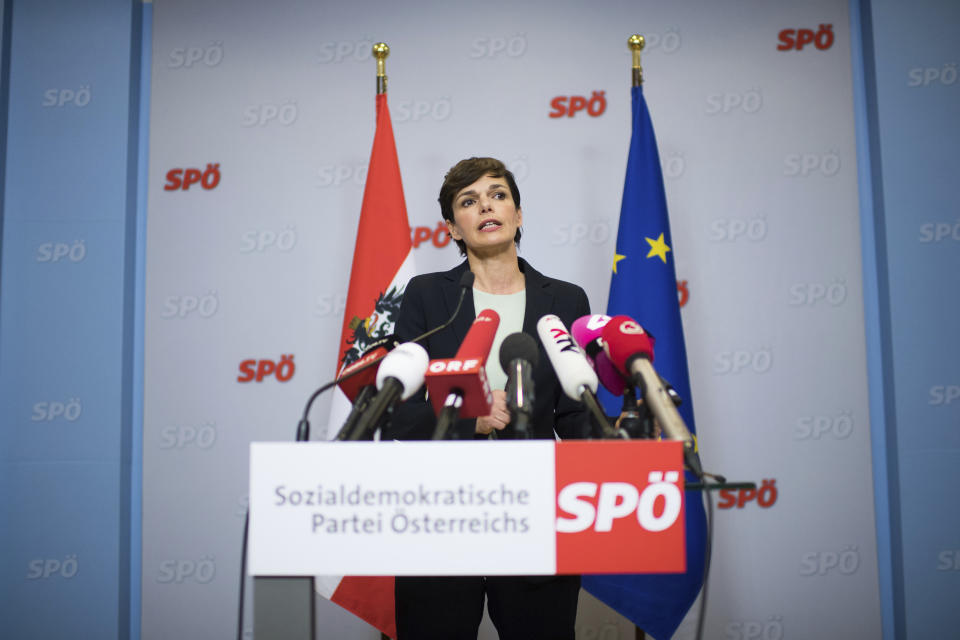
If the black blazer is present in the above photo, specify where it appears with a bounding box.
[384,258,592,441]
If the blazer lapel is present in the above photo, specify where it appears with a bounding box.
[442,260,476,349]
[440,258,552,347]
[520,259,554,336]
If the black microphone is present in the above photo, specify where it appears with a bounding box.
[334,385,377,440]
[499,333,539,439]
[346,342,429,441]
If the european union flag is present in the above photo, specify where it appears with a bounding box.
[582,85,707,640]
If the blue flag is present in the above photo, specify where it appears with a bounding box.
[581,85,707,640]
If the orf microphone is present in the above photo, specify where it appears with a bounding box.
[425,309,500,439]
[537,315,620,439]
[345,342,429,441]
[601,315,702,476]
[571,314,629,396]
[499,332,538,439]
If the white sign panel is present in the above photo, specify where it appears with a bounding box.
[249,441,556,576]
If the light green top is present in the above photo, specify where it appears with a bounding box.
[472,288,526,391]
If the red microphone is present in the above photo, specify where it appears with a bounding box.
[425,309,499,437]
[332,337,400,440]
[336,346,388,402]
[602,315,701,475]
[599,315,655,380]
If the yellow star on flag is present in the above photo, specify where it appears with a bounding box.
[612,253,626,274]
[645,233,671,263]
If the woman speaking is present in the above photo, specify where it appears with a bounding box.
[386,157,591,639]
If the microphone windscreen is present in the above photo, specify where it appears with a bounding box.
[376,342,429,400]
[600,315,655,377]
[454,308,500,361]
[571,315,628,396]
[537,314,598,399]
[459,270,475,289]
[499,332,539,371]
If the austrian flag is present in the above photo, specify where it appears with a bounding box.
[321,92,414,638]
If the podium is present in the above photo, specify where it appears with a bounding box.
[250,440,686,638]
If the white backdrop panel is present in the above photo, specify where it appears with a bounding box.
[143,1,880,638]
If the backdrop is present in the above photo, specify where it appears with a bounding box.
[4,0,958,639]
[142,1,878,639]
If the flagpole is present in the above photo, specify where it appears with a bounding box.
[631,36,648,640]
[629,34,644,87]
[374,42,389,95]
[375,39,396,640]
[327,40,409,638]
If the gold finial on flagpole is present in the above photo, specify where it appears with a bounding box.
[373,42,389,95]
[628,34,645,87]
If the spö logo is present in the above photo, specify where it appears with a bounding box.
[240,227,298,254]
[777,25,834,51]
[554,441,685,574]
[169,42,224,68]
[164,164,221,191]
[42,87,92,107]
[238,356,296,383]
[161,292,219,319]
[242,102,298,127]
[549,92,606,118]
[470,34,528,58]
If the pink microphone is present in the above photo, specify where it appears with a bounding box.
[571,314,630,396]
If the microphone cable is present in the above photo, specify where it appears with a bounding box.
[297,270,474,441]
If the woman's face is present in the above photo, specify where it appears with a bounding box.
[447,174,522,257]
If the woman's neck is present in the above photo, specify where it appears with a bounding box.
[466,249,524,294]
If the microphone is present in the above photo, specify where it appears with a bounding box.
[337,270,475,402]
[499,332,538,439]
[570,314,629,396]
[537,315,621,439]
[601,315,703,476]
[425,309,500,439]
[332,334,402,440]
[344,342,429,441]
[314,270,475,442]
[335,334,401,403]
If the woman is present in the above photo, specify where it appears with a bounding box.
[386,157,590,639]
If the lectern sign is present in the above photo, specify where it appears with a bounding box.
[249,440,684,576]
[555,440,686,573]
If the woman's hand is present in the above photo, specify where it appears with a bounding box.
[475,389,510,434]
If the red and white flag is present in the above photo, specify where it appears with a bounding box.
[320,92,413,638]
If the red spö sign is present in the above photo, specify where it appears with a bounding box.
[554,440,686,574]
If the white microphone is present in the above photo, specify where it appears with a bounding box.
[536,314,620,439]
[345,342,429,440]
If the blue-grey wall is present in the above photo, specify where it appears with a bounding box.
[0,0,957,638]
[861,0,960,637]
[0,1,143,638]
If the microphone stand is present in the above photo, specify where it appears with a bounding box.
[612,380,756,640]
[432,392,463,440]
[615,388,655,440]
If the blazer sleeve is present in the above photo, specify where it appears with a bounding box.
[382,276,438,440]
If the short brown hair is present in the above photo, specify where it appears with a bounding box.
[438,157,522,256]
